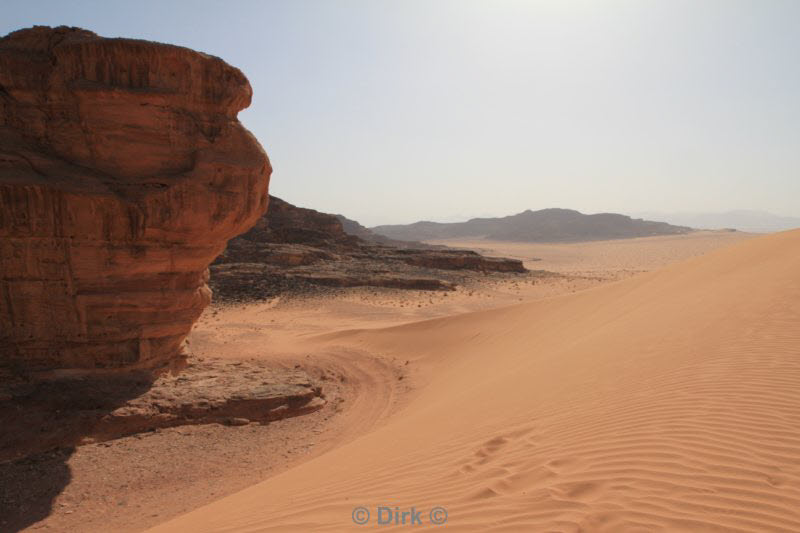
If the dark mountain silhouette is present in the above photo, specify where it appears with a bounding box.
[372,208,692,243]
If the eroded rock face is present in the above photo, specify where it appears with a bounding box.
[0,26,270,378]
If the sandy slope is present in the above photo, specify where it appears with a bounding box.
[151,230,800,532]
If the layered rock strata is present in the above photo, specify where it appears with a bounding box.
[0,26,270,377]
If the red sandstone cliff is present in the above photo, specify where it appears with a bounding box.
[0,26,270,378]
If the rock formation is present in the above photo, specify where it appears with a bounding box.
[211,196,527,302]
[0,26,270,378]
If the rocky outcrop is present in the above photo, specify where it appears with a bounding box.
[251,196,360,248]
[0,358,325,462]
[391,249,527,272]
[0,26,270,378]
[0,359,324,462]
[211,196,526,302]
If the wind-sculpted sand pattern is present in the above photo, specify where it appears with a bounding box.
[151,230,800,532]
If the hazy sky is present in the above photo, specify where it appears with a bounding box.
[3,0,799,225]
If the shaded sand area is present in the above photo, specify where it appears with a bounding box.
[5,230,766,532]
[150,229,800,532]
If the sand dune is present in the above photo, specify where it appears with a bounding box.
[151,230,800,532]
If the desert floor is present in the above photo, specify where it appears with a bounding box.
[426,230,756,276]
[16,230,796,532]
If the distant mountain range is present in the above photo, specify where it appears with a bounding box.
[632,210,800,234]
[371,208,692,243]
[334,214,441,249]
